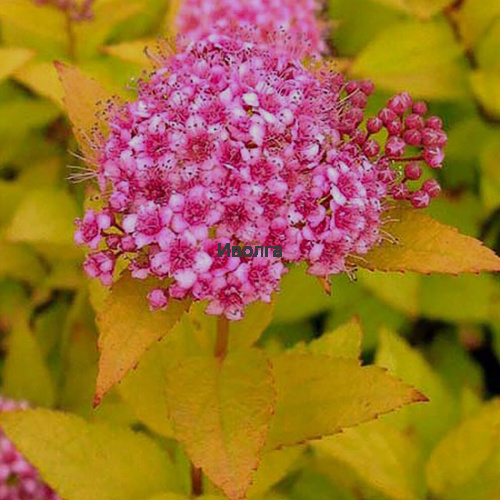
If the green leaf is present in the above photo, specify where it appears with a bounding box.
[350,20,469,100]
[360,207,500,274]
[2,324,55,407]
[426,401,500,500]
[95,273,189,404]
[0,409,175,500]
[480,135,500,211]
[419,274,500,323]
[376,330,457,449]
[266,352,426,449]
[0,241,45,284]
[476,18,500,72]
[165,349,276,500]
[358,270,420,317]
[0,47,33,81]
[314,420,425,500]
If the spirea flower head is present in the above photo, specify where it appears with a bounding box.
[0,397,60,500]
[176,0,326,56]
[75,32,446,320]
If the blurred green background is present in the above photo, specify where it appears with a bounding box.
[0,0,500,499]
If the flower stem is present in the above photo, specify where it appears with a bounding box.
[190,462,203,497]
[214,315,230,359]
[64,10,77,62]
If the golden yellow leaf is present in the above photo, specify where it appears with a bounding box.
[360,208,500,274]
[266,352,426,449]
[165,349,276,500]
[95,274,189,405]
[103,40,153,66]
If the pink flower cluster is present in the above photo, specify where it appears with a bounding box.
[0,397,60,500]
[75,33,446,320]
[176,0,326,55]
[33,0,94,21]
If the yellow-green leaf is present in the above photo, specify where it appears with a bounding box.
[0,409,174,500]
[95,274,189,405]
[314,420,424,500]
[0,0,67,59]
[0,241,45,284]
[376,329,457,448]
[470,70,500,119]
[230,300,275,350]
[426,400,500,500]
[266,352,426,449]
[165,349,276,500]
[0,47,33,81]
[305,318,362,360]
[456,0,500,48]
[6,188,79,251]
[480,136,500,211]
[360,208,500,274]
[55,62,115,160]
[14,61,64,105]
[103,40,153,66]
[2,324,55,407]
[358,271,420,317]
[350,20,469,100]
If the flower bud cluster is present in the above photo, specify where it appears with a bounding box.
[75,32,446,320]
[0,397,60,500]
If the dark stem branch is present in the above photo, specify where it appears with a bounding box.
[214,315,230,359]
[190,462,203,497]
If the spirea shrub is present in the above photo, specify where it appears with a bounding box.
[0,398,60,500]
[75,32,446,320]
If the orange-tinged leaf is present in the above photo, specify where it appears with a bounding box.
[266,353,426,449]
[360,208,500,274]
[55,62,116,161]
[165,349,276,500]
[95,274,189,405]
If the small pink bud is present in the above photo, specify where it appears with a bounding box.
[360,80,375,95]
[412,101,428,115]
[426,116,443,129]
[378,108,397,125]
[363,139,380,157]
[404,162,422,180]
[410,190,430,209]
[388,92,412,114]
[405,113,425,130]
[367,117,383,134]
[385,136,406,157]
[386,119,402,136]
[403,129,422,146]
[422,179,441,198]
[423,147,444,168]
[392,183,410,200]
[345,81,359,94]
